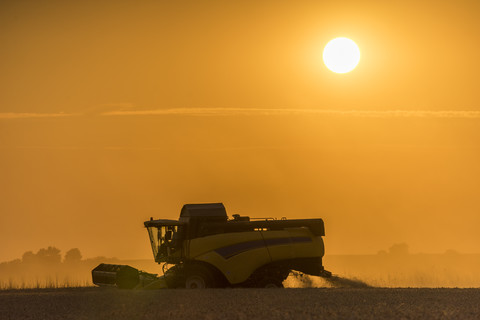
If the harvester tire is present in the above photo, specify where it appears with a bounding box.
[258,277,284,288]
[184,265,216,289]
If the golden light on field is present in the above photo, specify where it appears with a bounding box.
[323,38,360,74]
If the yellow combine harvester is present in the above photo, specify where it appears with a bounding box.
[92,203,331,289]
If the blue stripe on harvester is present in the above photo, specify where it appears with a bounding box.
[214,236,312,259]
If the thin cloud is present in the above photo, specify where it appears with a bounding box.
[2,108,480,119]
[0,112,76,119]
[101,108,480,118]
[82,103,136,116]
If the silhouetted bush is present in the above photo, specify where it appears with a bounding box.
[388,243,409,255]
[64,248,82,264]
[36,246,62,265]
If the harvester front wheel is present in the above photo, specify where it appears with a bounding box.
[184,265,216,289]
[258,277,284,288]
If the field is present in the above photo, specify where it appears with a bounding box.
[1,287,479,320]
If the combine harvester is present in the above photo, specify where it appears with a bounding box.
[92,203,331,289]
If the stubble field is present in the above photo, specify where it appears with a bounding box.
[1,287,479,320]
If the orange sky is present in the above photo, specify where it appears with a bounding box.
[1,0,480,261]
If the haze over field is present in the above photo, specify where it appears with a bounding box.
[1,0,480,264]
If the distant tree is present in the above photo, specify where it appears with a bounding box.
[36,246,62,265]
[22,251,36,264]
[444,249,460,256]
[64,248,82,264]
[377,250,388,256]
[388,243,409,255]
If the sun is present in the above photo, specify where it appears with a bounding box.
[323,37,360,74]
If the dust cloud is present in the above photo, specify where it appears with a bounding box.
[324,275,371,288]
[286,271,371,288]
[284,244,480,288]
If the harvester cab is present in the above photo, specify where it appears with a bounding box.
[92,203,332,289]
[145,219,184,263]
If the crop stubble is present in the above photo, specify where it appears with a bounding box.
[0,287,479,320]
